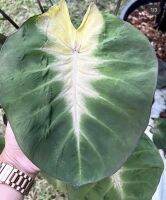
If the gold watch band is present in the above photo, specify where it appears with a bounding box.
[0,162,34,195]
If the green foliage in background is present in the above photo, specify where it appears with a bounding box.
[0,0,40,35]
[64,135,163,200]
[153,119,166,150]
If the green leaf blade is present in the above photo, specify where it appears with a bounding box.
[0,1,157,185]
[65,135,163,200]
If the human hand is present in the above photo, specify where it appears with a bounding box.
[0,123,40,178]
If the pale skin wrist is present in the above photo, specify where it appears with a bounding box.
[0,123,40,178]
[0,149,39,178]
[0,153,37,200]
[0,123,40,200]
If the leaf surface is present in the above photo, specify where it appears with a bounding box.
[153,119,166,150]
[0,0,157,185]
[64,135,163,200]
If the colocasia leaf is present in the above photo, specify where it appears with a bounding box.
[0,0,157,185]
[64,135,163,200]
[153,119,166,150]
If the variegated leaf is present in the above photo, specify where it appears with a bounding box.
[0,0,157,185]
[63,135,163,200]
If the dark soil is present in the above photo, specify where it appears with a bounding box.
[127,4,166,61]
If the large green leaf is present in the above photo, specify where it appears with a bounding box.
[153,119,166,150]
[63,135,163,200]
[0,0,157,185]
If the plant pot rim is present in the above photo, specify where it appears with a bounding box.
[157,59,166,89]
[119,0,161,21]
[119,0,166,89]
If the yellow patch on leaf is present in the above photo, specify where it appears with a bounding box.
[38,0,104,54]
[37,0,104,143]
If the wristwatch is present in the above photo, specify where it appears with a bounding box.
[0,162,34,195]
